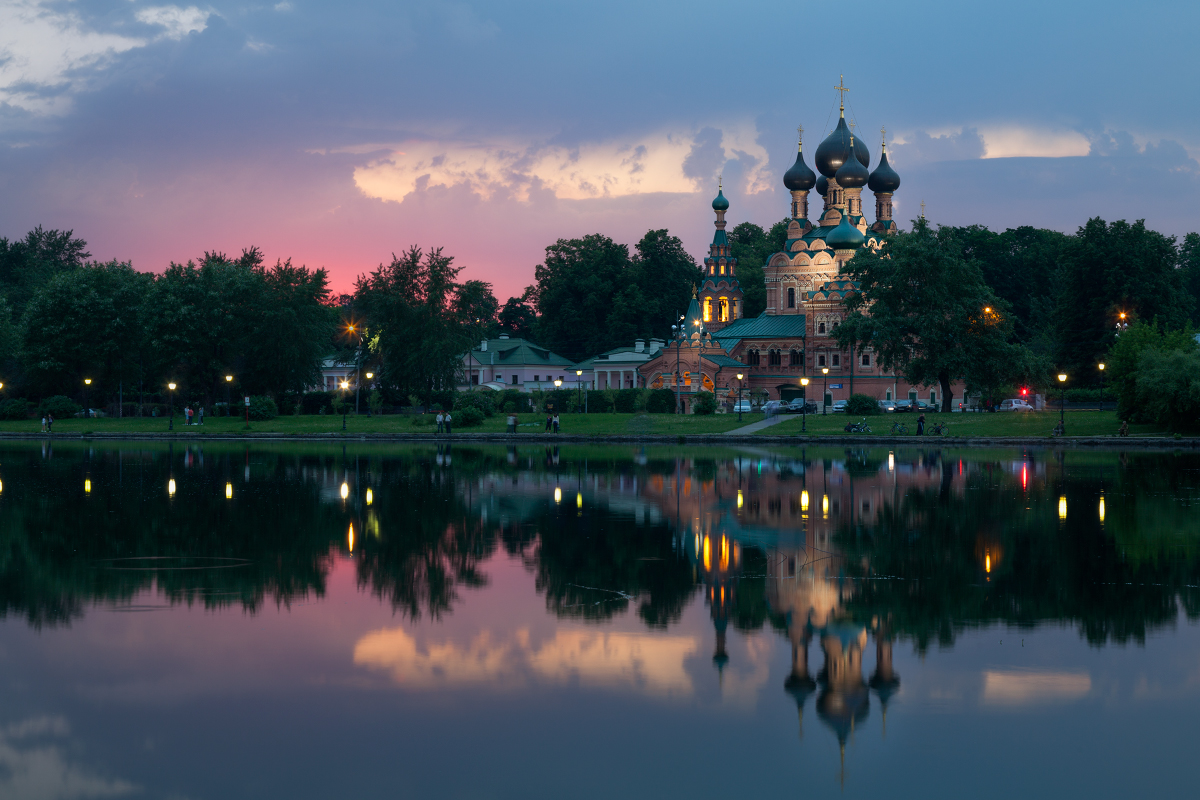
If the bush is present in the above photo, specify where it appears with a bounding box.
[614,389,642,413]
[692,391,717,415]
[456,406,486,427]
[38,395,81,418]
[646,388,677,414]
[846,393,882,416]
[301,391,336,415]
[411,413,435,426]
[502,400,517,413]
[247,395,278,421]
[454,391,497,417]
[0,398,30,420]
[368,390,383,415]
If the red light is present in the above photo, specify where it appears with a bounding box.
[1020,387,1028,396]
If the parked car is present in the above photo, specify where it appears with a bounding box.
[894,400,914,412]
[762,400,786,415]
[784,399,820,414]
[878,400,896,413]
[831,400,848,413]
[732,400,752,413]
[999,398,1034,412]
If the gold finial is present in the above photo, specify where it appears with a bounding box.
[880,125,887,151]
[920,200,926,219]
[692,284,698,299]
[797,124,804,151]
[834,75,849,115]
[718,172,722,190]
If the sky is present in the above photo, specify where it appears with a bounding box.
[2,0,1199,300]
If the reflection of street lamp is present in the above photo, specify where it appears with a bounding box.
[83,378,91,417]
[168,382,177,431]
[1098,363,1105,412]
[800,377,810,433]
[736,373,744,422]
[822,367,829,414]
[340,380,349,430]
[1057,373,1067,433]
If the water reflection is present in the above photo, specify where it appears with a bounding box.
[1,441,1199,795]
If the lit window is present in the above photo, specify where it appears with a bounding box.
[703,297,712,322]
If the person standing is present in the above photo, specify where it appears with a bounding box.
[41,414,47,433]
[545,413,552,432]
[444,411,452,435]
[199,406,204,425]
[47,413,54,433]
[436,411,444,434]
[553,414,560,433]
[507,413,516,434]
[916,413,925,435]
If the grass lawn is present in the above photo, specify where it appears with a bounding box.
[760,409,1166,438]
[0,412,748,436]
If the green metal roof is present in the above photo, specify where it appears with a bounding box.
[711,314,807,349]
[702,353,746,368]
[466,337,575,367]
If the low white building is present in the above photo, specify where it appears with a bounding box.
[574,339,666,390]
[460,335,576,392]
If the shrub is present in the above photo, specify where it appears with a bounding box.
[368,390,383,415]
[454,391,496,417]
[646,388,677,414]
[38,396,81,418]
[502,400,517,413]
[301,391,336,415]
[247,395,278,421]
[692,390,717,415]
[411,413,435,426]
[0,398,30,420]
[846,393,882,416]
[456,406,486,427]
[614,389,642,413]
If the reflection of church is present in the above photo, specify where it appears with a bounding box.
[638,79,963,410]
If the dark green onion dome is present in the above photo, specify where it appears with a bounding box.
[814,115,871,178]
[712,188,729,211]
[868,150,901,193]
[834,140,869,189]
[816,175,828,197]
[826,214,866,250]
[783,148,817,191]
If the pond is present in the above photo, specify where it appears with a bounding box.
[0,441,1197,798]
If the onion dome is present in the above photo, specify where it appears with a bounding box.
[783,148,817,191]
[834,140,869,189]
[868,150,901,193]
[827,214,866,250]
[815,115,871,178]
[712,187,729,211]
[816,175,828,197]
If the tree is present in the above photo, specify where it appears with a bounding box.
[834,219,1031,412]
[1182,232,1200,326]
[1104,320,1197,421]
[19,261,153,402]
[498,289,537,338]
[455,279,500,341]
[355,246,472,407]
[0,226,91,318]
[631,229,703,341]
[532,234,635,361]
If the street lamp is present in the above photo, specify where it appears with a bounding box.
[364,372,374,416]
[736,373,744,422]
[83,378,92,418]
[1098,363,1105,412]
[822,367,829,414]
[225,374,233,414]
[1115,312,1129,336]
[575,369,583,413]
[346,323,364,415]
[340,380,349,430]
[168,382,176,430]
[1057,373,1067,433]
[800,377,810,433]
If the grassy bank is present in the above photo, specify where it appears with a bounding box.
[761,409,1163,438]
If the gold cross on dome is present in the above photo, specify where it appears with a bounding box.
[920,200,926,218]
[797,124,804,148]
[718,172,722,190]
[833,75,849,110]
[880,125,887,147]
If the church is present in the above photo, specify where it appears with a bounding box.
[638,81,957,412]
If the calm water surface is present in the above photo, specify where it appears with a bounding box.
[1,441,1198,799]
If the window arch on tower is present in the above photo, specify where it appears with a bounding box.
[789,349,801,366]
[817,322,826,334]
[768,349,782,366]
[787,287,796,308]
[703,297,712,322]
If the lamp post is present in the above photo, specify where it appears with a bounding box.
[1098,363,1105,412]
[365,372,374,416]
[225,375,233,415]
[168,382,176,430]
[1115,312,1128,336]
[575,369,583,413]
[347,324,363,415]
[1058,373,1067,433]
[83,378,91,418]
[822,367,829,414]
[340,380,349,430]
[800,377,810,433]
[736,373,744,422]
[671,322,682,414]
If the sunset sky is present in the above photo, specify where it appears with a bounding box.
[2,0,1197,301]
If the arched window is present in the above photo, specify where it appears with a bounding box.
[718,297,729,322]
[790,349,801,366]
[817,354,826,367]
[719,263,725,275]
[703,297,712,322]
[832,354,841,367]
[748,349,760,366]
[769,349,782,366]
[817,322,826,334]
[787,287,796,308]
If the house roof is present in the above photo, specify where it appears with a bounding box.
[702,353,747,368]
[711,314,807,349]
[466,337,575,368]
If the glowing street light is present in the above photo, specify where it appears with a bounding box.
[736,372,744,421]
[1058,495,1067,520]
[83,378,92,418]
[168,382,177,431]
[365,488,373,506]
[575,369,583,413]
[168,478,176,497]
[822,367,830,414]
[226,482,233,499]
[340,380,349,431]
[1098,362,1106,412]
[800,377,810,432]
[1057,373,1067,433]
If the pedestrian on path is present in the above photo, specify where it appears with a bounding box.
[47,413,54,433]
[506,413,517,433]
[553,414,560,433]
[444,411,453,435]
[199,406,204,425]
[41,415,46,433]
[436,411,444,434]
[916,413,925,435]
[544,414,552,432]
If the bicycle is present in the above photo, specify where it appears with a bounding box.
[930,421,948,436]
[890,422,908,435]
[844,418,872,433]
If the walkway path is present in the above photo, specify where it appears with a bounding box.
[723,414,790,435]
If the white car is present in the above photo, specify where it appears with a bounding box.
[999,398,1034,411]
[732,400,752,413]
[878,400,897,413]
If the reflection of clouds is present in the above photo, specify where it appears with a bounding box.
[715,635,773,708]
[983,670,1091,705]
[353,626,699,696]
[0,716,137,799]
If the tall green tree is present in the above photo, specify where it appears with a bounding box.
[728,219,788,318]
[631,228,703,341]
[1104,320,1197,421]
[19,261,153,402]
[0,226,91,318]
[834,219,1033,411]
[497,289,536,338]
[1181,232,1200,326]
[355,246,474,406]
